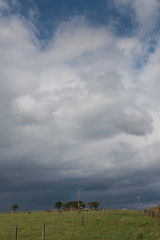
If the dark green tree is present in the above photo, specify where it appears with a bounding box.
[87,201,94,209]
[55,201,63,209]
[11,204,19,212]
[63,201,85,210]
[87,201,100,209]
[92,201,100,209]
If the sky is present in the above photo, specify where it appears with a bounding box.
[0,0,160,212]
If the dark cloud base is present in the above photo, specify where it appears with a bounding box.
[1,169,159,212]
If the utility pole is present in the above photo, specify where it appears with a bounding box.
[137,195,141,211]
[75,188,83,209]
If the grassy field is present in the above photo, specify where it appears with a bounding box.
[0,210,160,240]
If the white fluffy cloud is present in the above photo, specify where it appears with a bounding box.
[114,0,160,37]
[134,0,160,36]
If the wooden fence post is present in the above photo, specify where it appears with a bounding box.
[42,223,45,240]
[14,226,17,240]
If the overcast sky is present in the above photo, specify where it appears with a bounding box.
[0,0,160,212]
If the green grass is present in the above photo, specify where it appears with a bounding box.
[0,210,160,240]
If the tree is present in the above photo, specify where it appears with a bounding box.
[87,202,94,209]
[92,201,100,209]
[11,204,19,212]
[87,201,100,210]
[63,201,85,210]
[55,201,63,210]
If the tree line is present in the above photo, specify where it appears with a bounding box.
[9,200,100,212]
[55,201,100,210]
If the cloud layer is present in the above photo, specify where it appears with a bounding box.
[0,0,160,211]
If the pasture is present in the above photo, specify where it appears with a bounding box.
[0,210,160,239]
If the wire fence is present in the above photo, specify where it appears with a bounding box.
[13,212,100,240]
